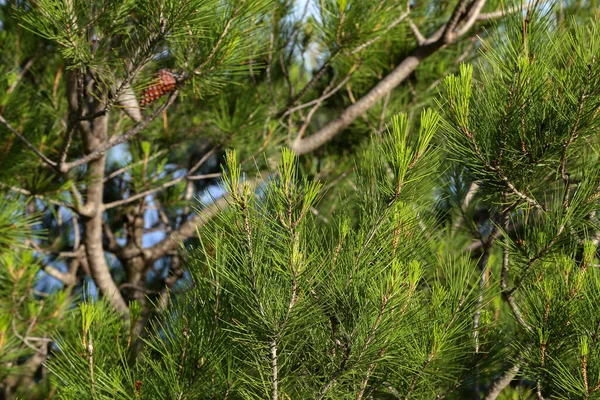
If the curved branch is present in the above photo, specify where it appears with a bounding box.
[291,0,490,156]
[146,174,267,263]
[291,41,441,155]
[484,362,521,400]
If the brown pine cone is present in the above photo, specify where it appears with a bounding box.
[139,69,177,107]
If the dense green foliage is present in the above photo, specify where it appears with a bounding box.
[1,0,599,398]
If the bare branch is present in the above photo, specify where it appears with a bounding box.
[408,19,426,45]
[58,124,76,167]
[104,149,168,182]
[291,0,491,155]
[146,174,267,263]
[284,64,358,118]
[291,41,439,155]
[477,2,541,21]
[270,336,279,400]
[350,8,411,55]
[103,148,216,210]
[295,65,358,140]
[378,91,391,132]
[484,362,521,400]
[104,177,184,210]
[61,91,179,172]
[69,184,94,217]
[188,148,217,175]
[102,222,121,253]
[443,0,471,42]
[72,213,80,250]
[454,0,487,38]
[5,57,36,98]
[187,172,222,181]
[43,264,75,286]
[280,50,340,115]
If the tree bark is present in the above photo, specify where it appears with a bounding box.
[67,71,128,315]
[484,363,520,400]
[82,131,129,315]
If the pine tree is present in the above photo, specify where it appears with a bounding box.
[49,111,485,399]
[0,0,598,398]
[438,7,600,398]
[43,7,600,398]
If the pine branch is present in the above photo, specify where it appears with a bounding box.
[0,115,57,169]
[316,341,351,399]
[457,119,544,212]
[291,1,489,155]
[499,206,531,331]
[193,5,240,76]
[497,171,544,211]
[295,63,359,140]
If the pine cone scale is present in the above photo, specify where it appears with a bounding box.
[139,69,177,107]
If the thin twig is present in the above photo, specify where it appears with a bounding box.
[280,49,340,114]
[0,115,57,169]
[103,147,215,209]
[187,172,222,181]
[500,204,531,331]
[61,91,179,172]
[0,182,76,212]
[194,6,240,75]
[285,63,359,119]
[477,2,543,20]
[350,7,411,55]
[473,227,497,398]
